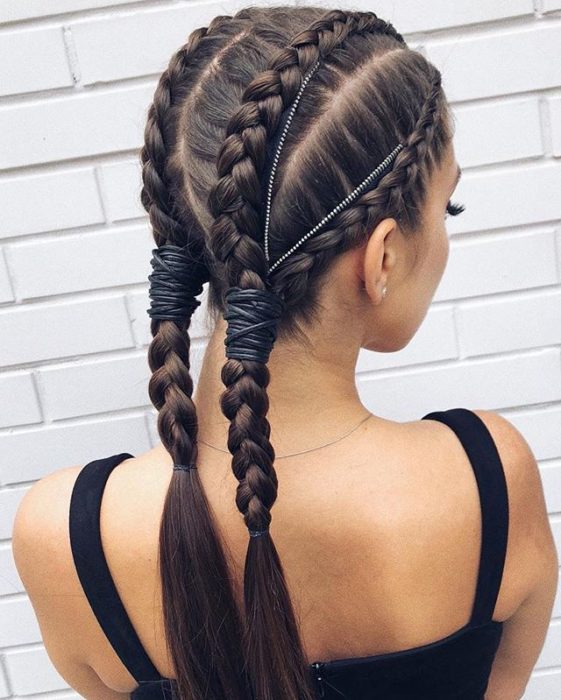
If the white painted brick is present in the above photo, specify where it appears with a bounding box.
[436,229,557,301]
[0,252,14,303]
[9,224,151,300]
[453,97,543,168]
[536,620,561,669]
[0,598,40,647]
[357,350,561,422]
[524,671,561,700]
[0,26,72,97]
[458,289,561,357]
[0,488,29,540]
[0,168,104,239]
[0,544,23,596]
[445,164,561,235]
[357,305,457,373]
[0,668,7,698]
[509,408,561,461]
[549,97,561,157]
[552,521,561,568]
[72,2,234,85]
[427,24,561,102]
[0,372,41,429]
[542,465,561,513]
[544,0,561,11]
[39,353,150,420]
[0,83,154,169]
[321,0,533,33]
[101,158,145,222]
[4,646,69,695]
[0,0,139,23]
[0,296,133,367]
[0,414,150,485]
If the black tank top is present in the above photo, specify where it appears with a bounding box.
[68,407,509,699]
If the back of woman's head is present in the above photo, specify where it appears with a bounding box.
[140,6,454,699]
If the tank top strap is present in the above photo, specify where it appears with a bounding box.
[421,408,509,627]
[68,453,163,683]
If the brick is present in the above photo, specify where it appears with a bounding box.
[458,289,561,357]
[0,598,40,647]
[4,646,69,695]
[536,620,561,669]
[524,671,561,700]
[72,2,232,85]
[0,83,154,169]
[427,24,561,102]
[0,487,30,540]
[509,407,561,462]
[101,159,145,222]
[0,168,104,239]
[0,296,133,367]
[437,229,557,301]
[0,0,139,23]
[0,252,14,303]
[0,26,72,97]
[0,414,150,485]
[445,163,561,235]
[542,465,561,513]
[0,666,7,698]
[453,97,543,168]
[357,305,457,373]
[313,0,533,33]
[357,350,561,422]
[549,97,561,157]
[0,545,23,596]
[39,353,150,420]
[9,224,151,300]
[0,372,41,429]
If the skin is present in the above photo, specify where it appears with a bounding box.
[13,140,540,696]
[193,141,458,455]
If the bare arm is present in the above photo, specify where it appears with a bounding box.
[473,410,559,700]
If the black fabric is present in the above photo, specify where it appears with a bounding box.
[68,407,509,699]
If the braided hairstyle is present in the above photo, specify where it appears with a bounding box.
[140,4,454,699]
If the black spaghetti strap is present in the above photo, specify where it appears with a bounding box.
[421,408,509,627]
[69,453,163,683]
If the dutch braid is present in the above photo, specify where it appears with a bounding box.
[140,13,256,700]
[207,10,420,700]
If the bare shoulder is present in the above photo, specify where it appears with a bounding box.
[470,409,558,593]
[12,464,83,589]
[12,465,91,650]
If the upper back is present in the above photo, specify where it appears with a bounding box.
[60,406,530,694]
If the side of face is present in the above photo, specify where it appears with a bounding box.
[361,141,460,352]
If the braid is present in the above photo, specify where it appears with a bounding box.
[356,67,443,222]
[140,14,254,700]
[207,10,409,700]
[273,65,444,301]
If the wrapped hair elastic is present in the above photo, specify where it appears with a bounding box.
[173,463,198,472]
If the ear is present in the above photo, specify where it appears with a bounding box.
[360,217,399,303]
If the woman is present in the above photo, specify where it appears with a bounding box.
[12,6,558,700]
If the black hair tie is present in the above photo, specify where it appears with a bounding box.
[223,287,285,364]
[147,244,210,321]
[173,463,198,472]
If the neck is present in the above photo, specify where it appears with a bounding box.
[192,316,369,455]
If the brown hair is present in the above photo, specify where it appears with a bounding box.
[139,5,454,699]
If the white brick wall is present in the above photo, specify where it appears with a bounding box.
[1,1,560,698]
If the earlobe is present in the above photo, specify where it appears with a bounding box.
[362,217,397,303]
